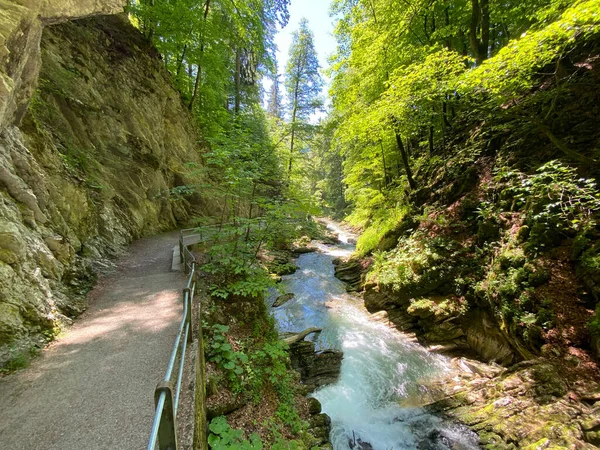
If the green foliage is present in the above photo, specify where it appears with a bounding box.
[459,0,600,104]
[0,346,40,375]
[283,18,324,181]
[475,250,551,332]
[354,202,410,256]
[494,161,600,252]
[207,324,247,386]
[208,416,263,450]
[128,0,291,134]
[208,416,308,450]
[368,232,462,295]
[325,0,600,225]
[284,19,323,121]
[205,316,306,435]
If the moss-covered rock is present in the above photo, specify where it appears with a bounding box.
[426,360,599,449]
[0,15,214,367]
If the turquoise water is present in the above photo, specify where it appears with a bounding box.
[268,223,479,450]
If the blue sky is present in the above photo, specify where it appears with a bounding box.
[265,0,336,114]
[275,0,337,78]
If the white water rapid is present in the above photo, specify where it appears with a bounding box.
[267,221,480,450]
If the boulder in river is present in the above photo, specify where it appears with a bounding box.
[291,245,318,254]
[288,339,343,392]
[333,258,364,292]
[348,432,374,450]
[273,293,295,307]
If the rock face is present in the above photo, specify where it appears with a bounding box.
[363,284,517,365]
[0,15,212,367]
[333,257,363,292]
[0,0,124,131]
[273,293,295,307]
[306,398,333,449]
[288,340,343,392]
[427,360,600,449]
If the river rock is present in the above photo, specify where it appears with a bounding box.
[321,233,341,245]
[426,360,600,448]
[334,258,363,292]
[363,284,518,364]
[291,245,318,254]
[273,293,295,307]
[288,340,343,392]
[308,397,322,415]
[307,413,332,447]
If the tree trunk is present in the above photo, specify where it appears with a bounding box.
[444,6,451,50]
[288,77,301,177]
[429,123,434,155]
[443,99,451,128]
[176,44,187,77]
[470,0,490,65]
[188,0,211,110]
[234,47,241,114]
[392,121,416,190]
[481,0,490,61]
[380,141,388,188]
[245,182,256,242]
[189,65,201,110]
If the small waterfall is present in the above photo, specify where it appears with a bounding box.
[268,221,479,450]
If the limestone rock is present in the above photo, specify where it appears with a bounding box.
[273,293,295,307]
[334,258,363,292]
[291,245,317,254]
[0,0,125,131]
[0,221,25,264]
[426,360,599,449]
[0,15,213,367]
[288,340,343,392]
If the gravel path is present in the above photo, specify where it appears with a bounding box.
[0,231,186,450]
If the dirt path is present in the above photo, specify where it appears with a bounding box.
[0,231,186,450]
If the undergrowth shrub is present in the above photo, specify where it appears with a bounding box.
[494,161,600,253]
[368,232,466,300]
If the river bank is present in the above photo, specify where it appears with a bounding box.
[268,221,480,450]
[319,220,600,449]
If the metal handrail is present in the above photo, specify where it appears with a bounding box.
[147,233,199,450]
[147,221,292,449]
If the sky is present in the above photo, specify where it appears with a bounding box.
[275,0,337,78]
[264,0,337,114]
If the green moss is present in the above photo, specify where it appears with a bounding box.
[355,204,410,256]
[0,345,40,374]
[589,304,600,337]
[368,232,462,300]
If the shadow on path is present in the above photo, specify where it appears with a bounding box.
[0,231,185,450]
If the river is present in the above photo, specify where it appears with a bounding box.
[268,222,480,450]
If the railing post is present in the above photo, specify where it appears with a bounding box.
[179,231,184,261]
[183,288,193,344]
[193,302,208,450]
[155,382,178,450]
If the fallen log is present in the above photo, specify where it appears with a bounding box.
[282,327,322,345]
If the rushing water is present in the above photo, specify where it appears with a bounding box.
[267,222,479,450]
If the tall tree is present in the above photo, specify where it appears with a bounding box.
[267,61,283,119]
[284,18,323,177]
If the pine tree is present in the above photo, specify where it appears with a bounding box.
[267,62,283,119]
[284,18,323,176]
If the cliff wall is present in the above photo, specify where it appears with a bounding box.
[0,14,210,367]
